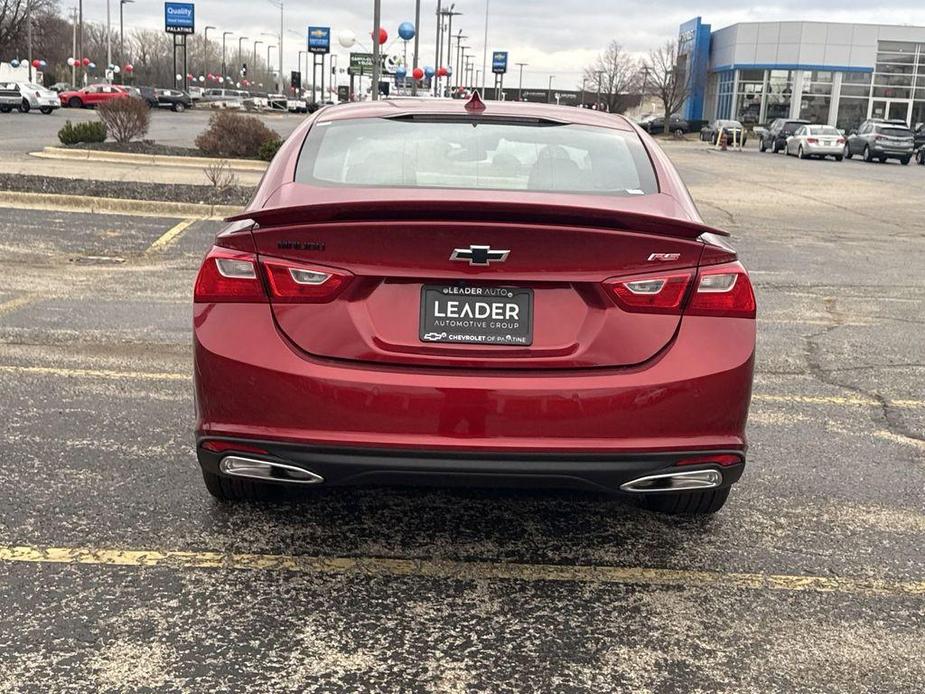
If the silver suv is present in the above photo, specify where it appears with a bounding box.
[844,119,915,165]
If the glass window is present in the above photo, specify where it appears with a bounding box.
[836,98,868,132]
[807,125,839,135]
[296,118,659,196]
[842,72,872,85]
[766,70,794,121]
[800,94,831,124]
[872,86,911,99]
[739,69,764,81]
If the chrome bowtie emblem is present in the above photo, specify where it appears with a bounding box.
[450,245,510,266]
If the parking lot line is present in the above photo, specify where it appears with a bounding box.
[146,218,197,253]
[0,364,922,409]
[1,543,922,597]
[0,293,38,317]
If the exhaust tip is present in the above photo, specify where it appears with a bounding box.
[620,469,722,494]
[220,456,324,485]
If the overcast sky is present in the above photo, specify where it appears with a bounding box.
[76,1,925,89]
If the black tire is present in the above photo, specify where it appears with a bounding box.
[201,469,283,501]
[918,150,925,165]
[834,155,843,162]
[844,144,852,160]
[173,102,186,112]
[772,141,780,153]
[900,156,910,166]
[68,96,82,108]
[39,106,53,115]
[759,137,767,152]
[863,145,874,162]
[19,98,30,113]
[0,105,10,113]
[640,487,730,515]
[798,145,806,159]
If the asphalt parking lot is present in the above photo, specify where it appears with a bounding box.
[0,142,923,692]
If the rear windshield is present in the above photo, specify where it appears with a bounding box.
[879,126,912,137]
[295,117,659,196]
[808,126,839,135]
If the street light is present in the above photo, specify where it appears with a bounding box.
[455,33,468,91]
[265,0,284,92]
[119,0,134,83]
[252,40,263,84]
[204,26,216,83]
[222,31,233,83]
[262,32,280,91]
[480,0,490,95]
[267,44,276,87]
[238,36,248,80]
[515,61,527,101]
[595,69,604,110]
[547,74,554,104]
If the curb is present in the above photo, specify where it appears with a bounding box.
[0,191,242,220]
[32,146,269,172]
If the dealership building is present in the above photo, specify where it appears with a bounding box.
[678,17,925,130]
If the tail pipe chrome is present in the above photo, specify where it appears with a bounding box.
[219,456,324,484]
[620,469,723,494]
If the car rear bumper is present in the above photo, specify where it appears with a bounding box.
[804,144,843,155]
[196,438,746,494]
[195,304,754,456]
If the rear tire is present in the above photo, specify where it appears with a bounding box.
[39,106,53,115]
[863,145,873,162]
[202,469,281,501]
[900,156,910,165]
[68,96,82,108]
[19,99,30,113]
[641,487,730,515]
[834,155,843,162]
[173,102,186,113]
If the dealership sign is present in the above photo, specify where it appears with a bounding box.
[491,51,508,74]
[308,26,330,55]
[164,2,195,34]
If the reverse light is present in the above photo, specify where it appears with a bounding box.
[605,271,693,314]
[262,258,353,303]
[194,247,266,303]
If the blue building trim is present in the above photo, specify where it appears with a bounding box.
[712,63,873,73]
[679,17,711,121]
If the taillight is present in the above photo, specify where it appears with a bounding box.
[194,247,266,303]
[687,261,756,318]
[604,271,693,314]
[262,258,352,303]
[836,137,845,145]
[806,137,818,144]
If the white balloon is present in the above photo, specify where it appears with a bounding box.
[67,57,76,67]
[176,73,183,81]
[198,75,205,82]
[112,65,120,73]
[337,30,356,49]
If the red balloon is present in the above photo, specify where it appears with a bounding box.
[82,57,90,67]
[374,27,388,45]
[124,64,134,72]
[437,66,447,77]
[32,59,40,68]
[412,67,424,80]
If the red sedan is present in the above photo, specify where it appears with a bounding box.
[58,83,129,108]
[193,96,756,514]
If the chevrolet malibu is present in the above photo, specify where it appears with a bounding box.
[194,95,756,514]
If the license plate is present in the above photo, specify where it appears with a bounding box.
[420,285,533,346]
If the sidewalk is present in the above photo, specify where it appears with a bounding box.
[0,152,265,187]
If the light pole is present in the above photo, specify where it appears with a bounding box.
[297,50,306,93]
[480,0,489,95]
[443,7,461,96]
[265,0,283,92]
[372,0,381,100]
[70,5,77,85]
[204,26,216,83]
[516,61,527,101]
[596,69,604,110]
[432,0,442,97]
[455,33,468,92]
[26,0,33,82]
[119,0,133,83]
[222,31,233,84]
[106,0,111,81]
[547,74,554,104]
[253,40,262,80]
[412,0,421,96]
[262,32,279,90]
[238,36,248,82]
[267,44,276,88]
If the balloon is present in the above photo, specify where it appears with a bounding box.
[373,27,387,45]
[112,65,120,73]
[412,67,424,80]
[395,66,407,79]
[176,74,183,81]
[10,59,19,68]
[337,30,356,49]
[124,64,134,73]
[88,63,96,69]
[398,22,415,41]
[67,58,75,67]
[446,66,453,76]
[437,66,447,77]
[198,75,205,82]
[424,65,434,78]
[32,59,40,68]
[82,57,90,67]
[39,60,47,68]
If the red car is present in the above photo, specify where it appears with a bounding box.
[193,96,756,514]
[58,83,129,108]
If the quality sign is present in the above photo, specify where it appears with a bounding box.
[491,51,508,74]
[308,26,331,55]
[164,2,195,35]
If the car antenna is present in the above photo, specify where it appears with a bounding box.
[465,90,486,113]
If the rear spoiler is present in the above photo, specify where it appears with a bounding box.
[226,199,729,239]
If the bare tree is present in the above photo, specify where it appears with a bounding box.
[645,39,690,128]
[581,41,640,113]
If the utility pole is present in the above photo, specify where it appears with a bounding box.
[480,0,489,95]
[71,5,78,85]
[120,0,133,83]
[253,40,262,82]
[267,44,275,84]
[78,0,83,68]
[455,35,468,93]
[516,62,527,101]
[443,6,460,96]
[412,0,420,96]
[547,74,554,104]
[26,0,33,82]
[433,0,442,97]
[238,36,248,81]
[278,1,283,92]
[372,0,381,100]
[204,26,216,82]
[222,31,233,84]
[596,69,604,110]
[106,0,111,81]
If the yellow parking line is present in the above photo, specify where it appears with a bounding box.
[146,218,197,254]
[0,543,922,596]
[0,293,38,317]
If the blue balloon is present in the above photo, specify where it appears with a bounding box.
[10,59,19,68]
[446,66,453,76]
[398,22,415,41]
[424,65,434,78]
[39,60,47,67]
[395,66,407,78]
[89,62,96,69]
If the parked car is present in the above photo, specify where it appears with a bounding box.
[639,114,690,135]
[844,119,915,164]
[784,124,845,160]
[155,88,193,112]
[133,85,159,108]
[701,119,747,146]
[201,88,245,108]
[16,82,62,114]
[48,82,73,93]
[914,122,925,164]
[287,97,308,113]
[58,84,130,108]
[759,118,809,153]
[0,82,22,112]
[188,86,205,101]
[192,98,756,515]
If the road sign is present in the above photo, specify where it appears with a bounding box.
[164,2,195,35]
[491,51,508,75]
[308,26,331,55]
